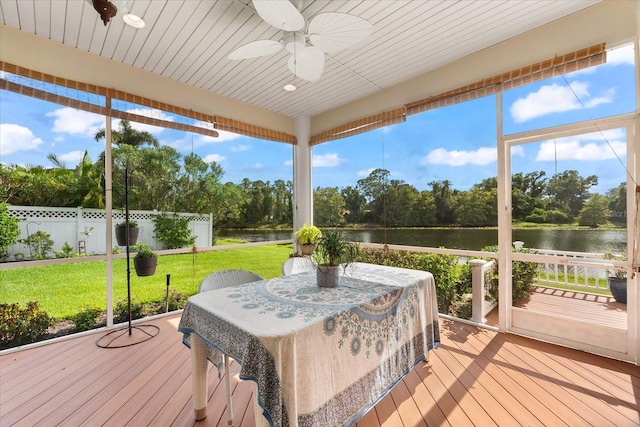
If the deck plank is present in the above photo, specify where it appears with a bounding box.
[1,313,638,427]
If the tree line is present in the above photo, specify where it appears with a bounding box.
[0,121,626,229]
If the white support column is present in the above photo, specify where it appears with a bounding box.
[631,29,640,365]
[105,106,113,327]
[293,116,313,252]
[496,92,512,333]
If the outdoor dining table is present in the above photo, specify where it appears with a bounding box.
[178,262,440,427]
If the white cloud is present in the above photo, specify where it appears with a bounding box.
[312,153,343,167]
[510,81,612,123]
[284,160,293,166]
[58,150,85,163]
[0,123,44,155]
[203,153,225,163]
[213,129,242,142]
[421,146,496,166]
[511,146,525,157]
[192,122,242,143]
[46,107,103,137]
[358,168,375,177]
[116,108,175,135]
[231,144,250,152]
[536,131,626,161]
[253,163,264,170]
[607,44,634,66]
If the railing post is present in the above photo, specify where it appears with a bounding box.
[470,259,487,324]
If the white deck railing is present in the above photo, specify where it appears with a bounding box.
[514,248,627,293]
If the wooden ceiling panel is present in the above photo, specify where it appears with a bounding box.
[0,0,606,119]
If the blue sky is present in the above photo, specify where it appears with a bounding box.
[0,44,635,195]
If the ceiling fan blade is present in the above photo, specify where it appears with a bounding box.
[308,13,373,53]
[288,46,325,82]
[228,40,283,60]
[253,0,305,32]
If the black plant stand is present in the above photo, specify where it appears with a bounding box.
[97,164,159,348]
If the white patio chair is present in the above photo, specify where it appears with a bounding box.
[197,269,263,426]
[282,257,316,276]
[198,269,263,293]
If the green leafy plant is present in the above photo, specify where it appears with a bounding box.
[482,245,538,303]
[20,230,54,260]
[0,301,52,347]
[116,220,138,228]
[604,251,627,279]
[294,224,322,245]
[132,243,156,259]
[114,298,144,323]
[151,213,196,249]
[72,305,103,331]
[0,203,20,259]
[54,241,78,258]
[356,247,469,314]
[166,289,189,312]
[313,230,359,267]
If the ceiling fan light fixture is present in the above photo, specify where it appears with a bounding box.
[86,0,145,28]
[229,1,373,83]
[123,13,145,28]
[283,31,305,54]
[253,0,305,31]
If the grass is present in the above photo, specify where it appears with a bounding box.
[0,244,293,319]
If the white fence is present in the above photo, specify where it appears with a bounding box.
[5,206,213,260]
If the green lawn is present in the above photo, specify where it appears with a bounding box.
[0,244,293,319]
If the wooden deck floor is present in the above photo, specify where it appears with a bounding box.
[515,285,627,329]
[1,313,638,427]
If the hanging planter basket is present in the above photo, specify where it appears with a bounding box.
[115,225,139,246]
[134,255,157,277]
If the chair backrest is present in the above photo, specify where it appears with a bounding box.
[198,269,263,293]
[282,257,316,276]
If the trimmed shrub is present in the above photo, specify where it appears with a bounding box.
[0,203,20,259]
[482,245,538,303]
[356,247,467,313]
[72,305,103,331]
[0,302,52,347]
[114,298,144,323]
[151,213,196,249]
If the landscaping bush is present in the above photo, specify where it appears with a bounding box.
[166,289,189,312]
[20,230,54,260]
[0,203,20,260]
[54,241,81,258]
[72,305,103,331]
[0,301,52,347]
[114,297,144,323]
[482,245,538,303]
[152,213,196,249]
[357,247,467,313]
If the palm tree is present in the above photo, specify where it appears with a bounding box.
[94,119,159,147]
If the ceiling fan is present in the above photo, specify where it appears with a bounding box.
[228,0,373,82]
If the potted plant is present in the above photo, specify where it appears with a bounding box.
[604,251,627,304]
[115,220,139,246]
[294,224,322,256]
[313,230,359,288]
[132,243,157,277]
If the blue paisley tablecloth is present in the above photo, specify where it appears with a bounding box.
[178,262,440,427]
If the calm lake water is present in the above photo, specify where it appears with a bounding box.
[217,228,627,253]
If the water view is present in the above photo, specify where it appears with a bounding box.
[217,228,627,253]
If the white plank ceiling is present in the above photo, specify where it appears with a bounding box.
[0,0,603,119]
